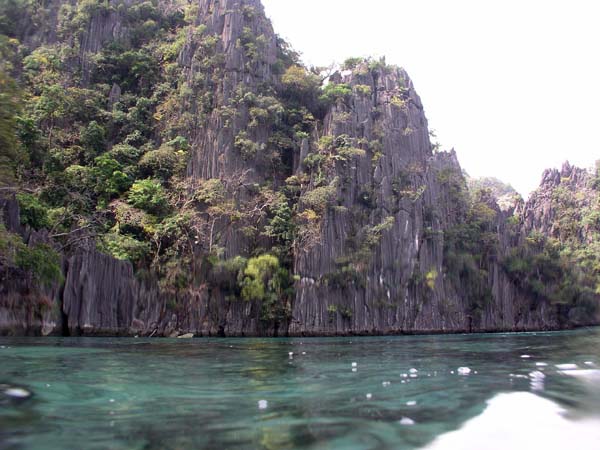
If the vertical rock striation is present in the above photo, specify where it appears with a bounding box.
[0,0,597,336]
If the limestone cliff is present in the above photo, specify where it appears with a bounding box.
[0,0,598,336]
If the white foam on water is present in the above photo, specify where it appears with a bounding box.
[584,361,596,367]
[352,368,357,372]
[406,400,417,406]
[509,374,528,379]
[536,362,548,367]
[558,369,600,382]
[555,364,578,370]
[521,355,531,359]
[258,400,268,410]
[366,393,372,399]
[4,388,31,399]
[352,362,358,368]
[422,392,600,450]
[399,417,415,425]
[382,381,391,387]
[409,368,418,374]
[401,373,408,378]
[457,367,471,376]
[529,371,545,379]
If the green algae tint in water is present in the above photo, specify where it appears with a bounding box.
[1,330,600,450]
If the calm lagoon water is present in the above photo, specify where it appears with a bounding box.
[1,329,600,450]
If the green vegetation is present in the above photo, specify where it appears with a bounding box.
[443,189,499,317]
[499,173,600,325]
[0,0,208,290]
[0,0,598,334]
[0,220,63,287]
[319,83,352,104]
[15,243,64,287]
[239,254,294,323]
[127,179,168,215]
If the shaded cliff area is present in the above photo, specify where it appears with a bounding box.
[1,0,598,336]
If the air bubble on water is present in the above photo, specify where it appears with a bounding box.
[521,355,531,359]
[4,388,31,399]
[258,400,268,409]
[536,362,548,367]
[352,368,357,372]
[109,399,115,403]
[352,362,358,367]
[0,346,5,349]
[289,352,294,357]
[584,362,595,366]
[406,400,417,406]
[409,368,418,374]
[382,381,391,387]
[366,393,372,399]
[399,417,415,425]
[45,384,50,387]
[401,380,406,384]
[458,367,471,376]
[401,373,408,378]
[302,352,306,355]
[450,371,455,374]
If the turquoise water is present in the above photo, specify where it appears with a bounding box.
[1,330,600,450]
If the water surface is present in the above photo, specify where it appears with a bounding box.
[1,329,600,449]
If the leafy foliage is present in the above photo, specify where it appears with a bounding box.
[127,179,168,215]
[16,193,50,230]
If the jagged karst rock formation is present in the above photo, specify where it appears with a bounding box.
[0,0,598,336]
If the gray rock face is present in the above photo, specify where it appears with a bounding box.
[0,0,596,336]
[289,65,559,335]
[0,195,63,336]
[520,162,593,239]
[62,251,134,335]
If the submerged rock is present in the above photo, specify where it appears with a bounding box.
[177,333,194,339]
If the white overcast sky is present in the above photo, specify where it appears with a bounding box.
[261,0,600,196]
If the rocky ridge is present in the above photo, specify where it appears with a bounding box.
[0,0,598,336]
